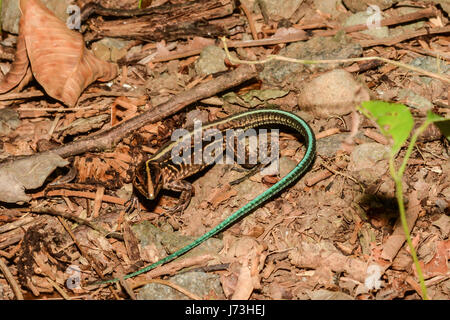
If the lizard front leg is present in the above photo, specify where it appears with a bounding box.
[162,179,194,214]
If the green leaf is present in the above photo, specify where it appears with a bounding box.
[426,110,445,123]
[359,101,414,154]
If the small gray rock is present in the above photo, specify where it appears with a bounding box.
[342,0,398,12]
[131,221,223,260]
[343,10,390,39]
[0,153,69,203]
[297,69,370,118]
[279,156,297,178]
[398,89,433,110]
[348,142,390,185]
[137,271,224,300]
[308,289,354,300]
[314,0,344,18]
[195,46,227,76]
[0,108,20,136]
[258,0,305,20]
[2,0,73,34]
[432,214,450,236]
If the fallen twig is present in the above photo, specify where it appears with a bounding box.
[28,207,123,240]
[0,90,45,101]
[360,26,450,48]
[32,189,127,206]
[46,64,257,158]
[239,1,258,40]
[0,256,24,300]
[146,7,438,63]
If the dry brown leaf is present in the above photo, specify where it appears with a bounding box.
[207,184,237,208]
[289,241,368,282]
[123,222,141,263]
[231,261,254,300]
[419,239,450,278]
[0,33,29,93]
[381,190,422,261]
[0,0,118,106]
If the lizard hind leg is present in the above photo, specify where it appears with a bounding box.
[162,179,194,214]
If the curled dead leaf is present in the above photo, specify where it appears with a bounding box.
[0,35,30,93]
[0,153,69,203]
[0,0,118,106]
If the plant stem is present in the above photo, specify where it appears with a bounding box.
[393,176,428,300]
[390,121,432,300]
[398,121,431,178]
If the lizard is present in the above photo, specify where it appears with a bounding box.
[99,108,316,284]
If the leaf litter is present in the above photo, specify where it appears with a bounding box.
[0,0,448,300]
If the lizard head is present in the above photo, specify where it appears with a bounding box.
[133,160,163,200]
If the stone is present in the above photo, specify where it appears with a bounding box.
[344,10,390,39]
[258,0,304,20]
[195,46,227,76]
[342,0,398,12]
[92,38,130,62]
[297,69,370,118]
[2,0,74,34]
[137,271,224,300]
[348,142,390,185]
[313,0,344,18]
[0,108,20,136]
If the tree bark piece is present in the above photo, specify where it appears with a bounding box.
[85,0,236,42]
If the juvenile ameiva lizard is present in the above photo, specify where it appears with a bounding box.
[100,108,316,284]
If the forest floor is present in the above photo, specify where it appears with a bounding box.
[0,0,448,300]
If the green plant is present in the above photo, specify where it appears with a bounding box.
[359,101,448,300]
[138,0,142,9]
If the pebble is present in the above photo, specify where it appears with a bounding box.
[2,0,72,34]
[137,271,224,300]
[257,0,304,20]
[343,10,390,39]
[195,45,227,76]
[297,69,371,118]
[342,0,398,12]
[0,108,20,136]
[347,142,390,185]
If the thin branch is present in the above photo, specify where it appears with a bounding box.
[360,26,450,48]
[47,64,257,159]
[0,256,24,300]
[29,207,123,240]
